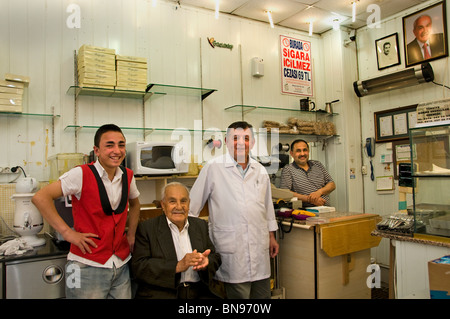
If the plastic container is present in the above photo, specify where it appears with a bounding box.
[48,153,84,182]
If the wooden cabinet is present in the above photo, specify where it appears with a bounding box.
[278,213,381,299]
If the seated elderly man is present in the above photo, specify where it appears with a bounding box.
[131,182,222,299]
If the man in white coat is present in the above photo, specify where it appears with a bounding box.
[189,121,279,299]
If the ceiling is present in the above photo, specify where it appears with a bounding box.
[176,0,427,34]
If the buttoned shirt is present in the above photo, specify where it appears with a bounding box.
[166,218,200,283]
[280,160,334,207]
[60,161,140,268]
[189,153,278,283]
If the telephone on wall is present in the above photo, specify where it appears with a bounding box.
[365,137,375,181]
[365,137,375,157]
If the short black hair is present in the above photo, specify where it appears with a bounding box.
[226,121,255,138]
[290,139,309,151]
[94,124,124,147]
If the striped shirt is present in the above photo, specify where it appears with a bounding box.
[280,160,334,207]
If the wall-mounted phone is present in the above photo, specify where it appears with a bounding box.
[365,137,375,157]
[365,137,375,181]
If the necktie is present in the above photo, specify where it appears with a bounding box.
[423,43,431,59]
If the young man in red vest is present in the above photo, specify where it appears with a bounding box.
[33,124,141,298]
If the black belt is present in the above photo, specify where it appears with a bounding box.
[177,282,201,299]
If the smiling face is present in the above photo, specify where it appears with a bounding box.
[225,127,255,165]
[161,184,190,231]
[413,15,433,43]
[290,140,310,169]
[94,130,126,176]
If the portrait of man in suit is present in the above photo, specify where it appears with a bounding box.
[131,182,222,299]
[403,2,448,67]
[376,33,401,70]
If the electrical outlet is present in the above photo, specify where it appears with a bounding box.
[361,165,368,175]
[0,167,11,174]
[0,167,19,174]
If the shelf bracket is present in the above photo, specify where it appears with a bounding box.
[243,106,258,115]
[144,128,155,137]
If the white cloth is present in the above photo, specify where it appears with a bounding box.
[0,238,33,256]
[59,160,140,268]
[189,153,278,283]
[166,217,200,283]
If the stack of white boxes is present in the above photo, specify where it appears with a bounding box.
[77,45,116,89]
[115,55,148,92]
[0,74,29,113]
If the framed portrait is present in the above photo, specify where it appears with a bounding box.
[376,33,401,70]
[402,1,448,67]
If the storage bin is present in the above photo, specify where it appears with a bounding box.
[48,153,84,182]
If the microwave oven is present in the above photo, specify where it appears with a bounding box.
[126,141,189,175]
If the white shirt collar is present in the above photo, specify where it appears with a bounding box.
[166,216,189,232]
[94,160,123,181]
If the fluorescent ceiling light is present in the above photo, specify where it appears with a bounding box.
[266,11,274,28]
[215,0,220,19]
[309,21,313,36]
[352,2,356,22]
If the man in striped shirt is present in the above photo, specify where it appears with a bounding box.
[280,139,335,208]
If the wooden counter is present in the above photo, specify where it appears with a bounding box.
[278,213,381,299]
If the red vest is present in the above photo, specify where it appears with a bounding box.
[70,164,133,264]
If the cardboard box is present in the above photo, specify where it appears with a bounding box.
[77,54,115,66]
[0,79,25,89]
[78,78,116,87]
[116,60,148,69]
[5,73,30,83]
[79,66,116,76]
[79,71,116,81]
[0,92,23,100]
[115,82,147,91]
[0,86,23,94]
[78,44,115,55]
[0,101,22,113]
[116,73,147,84]
[77,60,116,71]
[428,255,450,299]
[78,50,116,61]
[116,54,147,64]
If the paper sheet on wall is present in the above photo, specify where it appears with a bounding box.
[379,115,393,137]
[376,176,394,191]
[396,144,411,161]
[416,98,450,127]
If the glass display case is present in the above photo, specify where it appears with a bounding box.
[410,124,450,238]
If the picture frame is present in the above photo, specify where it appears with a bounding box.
[376,33,401,70]
[402,1,448,67]
[374,105,417,143]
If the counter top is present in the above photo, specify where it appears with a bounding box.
[372,229,450,248]
[278,212,382,258]
[0,234,69,263]
[278,211,379,228]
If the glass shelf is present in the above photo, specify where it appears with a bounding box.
[225,104,339,115]
[67,86,154,101]
[64,125,226,135]
[146,83,217,100]
[0,111,60,118]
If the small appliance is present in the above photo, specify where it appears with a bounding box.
[11,175,46,247]
[126,141,189,175]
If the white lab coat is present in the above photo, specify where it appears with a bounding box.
[189,153,278,283]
